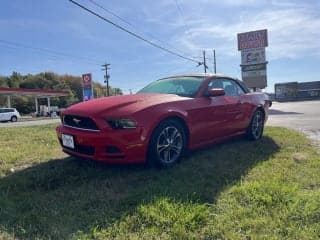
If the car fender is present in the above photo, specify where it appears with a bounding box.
[142,107,190,147]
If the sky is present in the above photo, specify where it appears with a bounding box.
[0,0,319,94]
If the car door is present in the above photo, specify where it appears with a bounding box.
[188,93,230,145]
[219,78,248,134]
[0,109,3,121]
[192,78,247,142]
[2,109,10,121]
[187,78,239,145]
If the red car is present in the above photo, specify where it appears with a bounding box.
[56,74,270,167]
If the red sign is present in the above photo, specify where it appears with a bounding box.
[82,73,92,88]
[82,73,94,101]
[237,29,268,50]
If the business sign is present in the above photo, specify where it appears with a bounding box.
[242,74,267,89]
[241,48,266,65]
[238,29,268,89]
[82,73,94,101]
[242,70,267,78]
[242,63,267,88]
[82,73,92,88]
[237,29,268,51]
[241,63,267,72]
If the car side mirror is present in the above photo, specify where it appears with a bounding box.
[207,88,225,97]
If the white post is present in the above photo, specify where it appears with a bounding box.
[35,97,38,114]
[7,95,11,108]
[47,97,51,114]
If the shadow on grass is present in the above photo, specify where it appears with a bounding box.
[0,136,279,239]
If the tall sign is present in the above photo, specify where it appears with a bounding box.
[82,73,94,101]
[237,29,268,89]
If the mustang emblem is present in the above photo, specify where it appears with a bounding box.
[72,118,81,125]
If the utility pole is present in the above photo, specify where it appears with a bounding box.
[102,63,111,96]
[203,50,207,74]
[213,49,217,74]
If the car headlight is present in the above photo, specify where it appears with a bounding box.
[107,119,137,129]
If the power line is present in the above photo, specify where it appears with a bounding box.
[174,0,183,17]
[174,0,187,28]
[69,0,201,65]
[87,0,191,58]
[87,0,137,30]
[0,39,102,65]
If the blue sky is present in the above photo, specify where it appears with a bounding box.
[0,0,319,94]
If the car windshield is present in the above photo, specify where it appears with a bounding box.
[137,76,204,97]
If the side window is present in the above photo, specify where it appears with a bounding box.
[221,79,245,97]
[0,109,3,113]
[208,79,223,89]
[207,78,245,97]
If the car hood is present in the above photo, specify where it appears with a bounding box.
[64,93,189,116]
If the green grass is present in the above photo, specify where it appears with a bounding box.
[0,125,319,239]
[0,124,65,177]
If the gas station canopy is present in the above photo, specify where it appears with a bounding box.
[0,87,69,113]
[0,87,69,98]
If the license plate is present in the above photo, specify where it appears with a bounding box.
[62,134,75,149]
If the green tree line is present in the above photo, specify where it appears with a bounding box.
[0,72,122,114]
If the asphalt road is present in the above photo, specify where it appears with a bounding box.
[267,100,320,144]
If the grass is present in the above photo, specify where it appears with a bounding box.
[0,125,319,239]
[0,124,65,177]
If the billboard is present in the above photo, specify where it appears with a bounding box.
[237,29,268,50]
[238,29,268,89]
[241,48,266,65]
[82,73,94,101]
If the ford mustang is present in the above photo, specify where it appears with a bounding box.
[56,74,271,167]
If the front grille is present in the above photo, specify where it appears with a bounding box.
[59,139,95,156]
[63,115,99,131]
[75,145,95,156]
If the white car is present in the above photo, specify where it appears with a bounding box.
[0,108,20,122]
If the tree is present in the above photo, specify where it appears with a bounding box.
[8,72,22,88]
[0,72,124,113]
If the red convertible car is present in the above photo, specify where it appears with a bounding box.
[56,74,271,167]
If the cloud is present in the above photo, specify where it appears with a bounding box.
[173,5,320,61]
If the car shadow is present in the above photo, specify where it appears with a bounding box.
[269,109,302,115]
[0,136,279,239]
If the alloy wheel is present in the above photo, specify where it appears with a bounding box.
[251,111,264,139]
[156,126,183,164]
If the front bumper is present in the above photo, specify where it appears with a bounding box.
[56,125,148,164]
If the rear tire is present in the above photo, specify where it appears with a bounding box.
[246,109,264,140]
[11,116,17,122]
[148,119,186,168]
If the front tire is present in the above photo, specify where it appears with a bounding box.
[247,109,264,140]
[148,119,186,168]
[11,116,17,122]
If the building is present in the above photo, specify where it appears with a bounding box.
[275,81,320,102]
